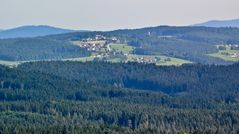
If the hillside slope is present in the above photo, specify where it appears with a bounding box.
[0,25,75,39]
[0,26,238,64]
[47,26,239,64]
[0,61,238,133]
[0,38,90,61]
[194,19,239,27]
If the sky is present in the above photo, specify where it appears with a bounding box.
[0,0,239,31]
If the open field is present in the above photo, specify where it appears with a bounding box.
[208,50,239,61]
[0,60,23,67]
[110,43,134,54]
[64,56,123,63]
[63,54,191,66]
[63,56,96,62]
[156,56,192,66]
[0,42,191,66]
[106,58,123,63]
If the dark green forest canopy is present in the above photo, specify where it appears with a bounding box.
[0,38,90,61]
[19,61,239,101]
[0,61,238,133]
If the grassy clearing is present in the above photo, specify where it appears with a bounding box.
[63,54,191,66]
[110,43,134,54]
[0,41,191,67]
[63,56,96,62]
[158,57,192,66]
[106,58,123,63]
[208,50,239,61]
[0,60,23,67]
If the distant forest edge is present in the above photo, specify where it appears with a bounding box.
[18,61,239,97]
[0,38,90,61]
[0,25,77,39]
[0,61,239,133]
[0,26,239,65]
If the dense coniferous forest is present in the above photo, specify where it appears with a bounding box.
[0,38,90,61]
[0,61,238,133]
[18,61,239,101]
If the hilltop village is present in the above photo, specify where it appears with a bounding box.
[70,34,239,65]
[72,34,168,64]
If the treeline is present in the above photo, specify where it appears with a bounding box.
[19,61,239,103]
[49,26,239,44]
[0,38,90,61]
[0,62,239,133]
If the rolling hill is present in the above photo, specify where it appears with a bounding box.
[0,25,76,39]
[194,19,239,28]
[47,26,239,64]
[0,38,90,61]
[1,61,239,133]
[0,26,238,65]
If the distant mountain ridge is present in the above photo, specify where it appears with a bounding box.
[194,19,239,28]
[0,25,78,39]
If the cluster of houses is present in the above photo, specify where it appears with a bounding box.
[83,34,118,42]
[218,44,239,58]
[158,35,174,40]
[230,53,239,58]
[76,34,120,58]
[218,44,239,50]
[78,42,108,52]
[77,34,119,52]
[228,44,239,50]
[221,52,239,58]
[127,56,161,63]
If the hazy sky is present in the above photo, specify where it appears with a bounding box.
[0,0,239,31]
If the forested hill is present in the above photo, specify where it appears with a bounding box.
[0,25,75,39]
[48,26,239,43]
[0,26,238,64]
[0,38,90,61]
[19,61,239,101]
[46,26,239,64]
[0,61,239,133]
[194,19,239,28]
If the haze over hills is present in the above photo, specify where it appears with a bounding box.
[0,25,78,39]
[1,18,239,39]
[0,25,239,66]
[194,19,239,28]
